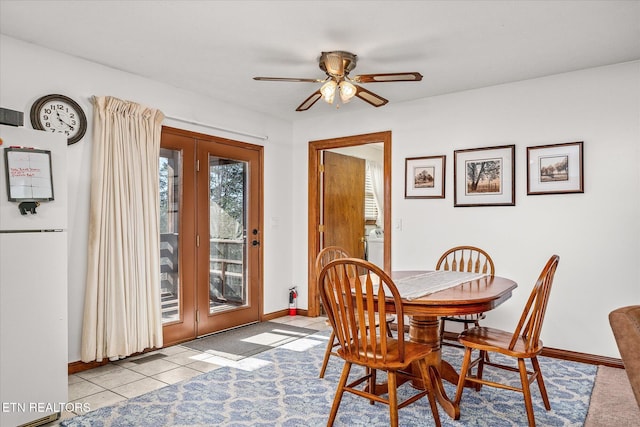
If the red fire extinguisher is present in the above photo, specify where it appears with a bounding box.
[289,287,297,316]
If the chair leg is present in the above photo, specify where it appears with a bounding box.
[367,367,377,405]
[531,356,551,410]
[416,359,442,427]
[319,330,336,378]
[327,361,352,427]
[387,371,399,427]
[475,350,486,391]
[386,321,394,337]
[518,358,537,427]
[454,347,473,404]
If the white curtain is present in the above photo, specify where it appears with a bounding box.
[81,96,165,362]
[367,161,384,227]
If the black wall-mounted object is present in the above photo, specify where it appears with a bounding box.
[0,108,24,127]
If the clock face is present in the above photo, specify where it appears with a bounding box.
[30,94,87,145]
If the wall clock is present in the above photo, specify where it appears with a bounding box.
[30,94,87,145]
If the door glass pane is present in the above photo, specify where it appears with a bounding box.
[209,156,247,313]
[159,148,181,324]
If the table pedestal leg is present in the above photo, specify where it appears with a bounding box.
[409,315,461,420]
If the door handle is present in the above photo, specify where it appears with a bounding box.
[251,240,260,246]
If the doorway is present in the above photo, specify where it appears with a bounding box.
[307,131,392,317]
[160,127,263,346]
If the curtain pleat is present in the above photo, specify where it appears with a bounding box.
[81,96,164,362]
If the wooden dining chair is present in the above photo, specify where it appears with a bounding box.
[319,257,441,427]
[435,246,495,348]
[454,255,560,427]
[315,246,395,379]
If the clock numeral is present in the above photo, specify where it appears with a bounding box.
[44,108,51,114]
[45,122,51,128]
[43,115,49,121]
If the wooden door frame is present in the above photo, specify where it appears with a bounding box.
[307,131,392,317]
[196,136,264,335]
[161,126,264,346]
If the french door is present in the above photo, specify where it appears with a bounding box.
[160,127,263,346]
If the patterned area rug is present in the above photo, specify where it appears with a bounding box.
[61,331,596,426]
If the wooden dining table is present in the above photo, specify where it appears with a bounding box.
[382,271,518,420]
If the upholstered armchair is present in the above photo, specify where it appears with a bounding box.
[609,305,640,408]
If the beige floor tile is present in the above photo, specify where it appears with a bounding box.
[87,368,146,389]
[185,359,223,373]
[75,363,125,380]
[151,366,202,384]
[285,316,324,328]
[68,374,85,385]
[159,345,193,356]
[68,378,106,401]
[124,358,181,376]
[71,390,126,414]
[162,349,206,365]
[111,377,168,399]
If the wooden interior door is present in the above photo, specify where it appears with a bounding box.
[322,151,366,258]
[308,131,392,318]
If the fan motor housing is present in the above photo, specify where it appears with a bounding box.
[319,51,357,78]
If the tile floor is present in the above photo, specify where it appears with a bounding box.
[44,315,330,426]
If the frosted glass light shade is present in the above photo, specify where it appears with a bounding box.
[320,80,337,103]
[339,81,356,102]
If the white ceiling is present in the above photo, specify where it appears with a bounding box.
[1,1,639,122]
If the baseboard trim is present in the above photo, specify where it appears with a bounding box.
[541,346,623,368]
[262,309,308,321]
[68,359,109,375]
[69,314,622,374]
[442,330,623,368]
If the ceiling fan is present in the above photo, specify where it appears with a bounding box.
[253,51,423,111]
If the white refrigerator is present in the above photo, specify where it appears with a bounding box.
[0,125,68,427]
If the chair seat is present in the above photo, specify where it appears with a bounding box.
[459,326,544,358]
[338,338,432,370]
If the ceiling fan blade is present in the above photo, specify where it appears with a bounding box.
[296,90,323,111]
[351,72,423,83]
[254,77,325,83]
[354,84,389,107]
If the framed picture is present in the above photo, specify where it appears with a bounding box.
[527,141,583,195]
[405,155,446,199]
[454,145,515,207]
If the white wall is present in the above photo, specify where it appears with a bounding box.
[2,34,638,361]
[293,61,640,358]
[0,35,295,362]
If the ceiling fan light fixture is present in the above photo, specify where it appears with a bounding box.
[320,80,337,103]
[254,50,422,111]
[338,81,356,103]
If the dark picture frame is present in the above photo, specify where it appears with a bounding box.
[454,144,515,207]
[527,141,583,195]
[404,155,446,199]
